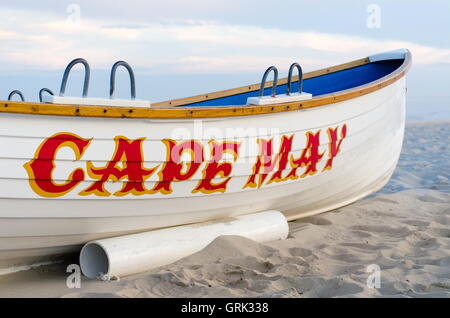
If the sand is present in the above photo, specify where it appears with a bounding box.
[0,121,449,298]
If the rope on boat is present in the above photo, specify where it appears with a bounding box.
[39,88,54,102]
[259,66,278,97]
[7,90,25,101]
[109,61,136,100]
[287,62,303,95]
[59,58,90,97]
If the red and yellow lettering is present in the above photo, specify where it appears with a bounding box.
[80,137,157,197]
[151,139,204,194]
[193,141,240,194]
[286,130,324,179]
[24,133,91,198]
[267,135,294,184]
[25,124,348,198]
[323,124,347,171]
[244,135,293,189]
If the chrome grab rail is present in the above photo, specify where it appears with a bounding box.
[287,62,303,95]
[39,88,54,102]
[109,61,136,100]
[59,58,90,97]
[258,66,278,97]
[8,90,25,101]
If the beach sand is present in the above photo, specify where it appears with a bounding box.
[0,122,449,298]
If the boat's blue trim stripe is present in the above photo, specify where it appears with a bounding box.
[180,59,404,107]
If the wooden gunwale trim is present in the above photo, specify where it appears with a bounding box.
[153,57,371,107]
[0,53,411,119]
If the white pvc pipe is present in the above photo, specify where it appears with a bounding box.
[80,210,288,279]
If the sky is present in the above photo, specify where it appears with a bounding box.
[0,0,449,121]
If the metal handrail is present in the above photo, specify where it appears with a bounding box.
[8,90,25,101]
[109,61,136,100]
[59,58,90,97]
[39,88,54,102]
[287,62,303,95]
[258,66,278,97]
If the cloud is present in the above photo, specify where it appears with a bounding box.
[169,56,338,74]
[0,7,449,74]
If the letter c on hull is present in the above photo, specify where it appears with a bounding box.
[24,132,91,198]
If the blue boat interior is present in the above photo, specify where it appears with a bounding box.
[179,58,404,107]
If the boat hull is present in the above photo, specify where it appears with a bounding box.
[0,76,406,265]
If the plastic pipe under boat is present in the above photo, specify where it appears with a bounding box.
[79,210,288,279]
